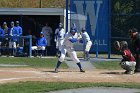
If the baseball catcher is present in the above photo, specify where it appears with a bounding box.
[114,41,136,74]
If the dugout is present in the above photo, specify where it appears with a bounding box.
[0,8,64,56]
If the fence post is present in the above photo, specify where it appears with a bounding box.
[29,35,32,57]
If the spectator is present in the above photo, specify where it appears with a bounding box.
[2,22,8,35]
[0,26,5,55]
[8,21,18,56]
[1,22,9,55]
[32,32,47,56]
[15,21,23,47]
[41,23,52,47]
[0,26,5,42]
[15,21,23,36]
[129,28,140,73]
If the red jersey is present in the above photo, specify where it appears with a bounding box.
[122,49,136,62]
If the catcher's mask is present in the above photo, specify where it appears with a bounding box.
[114,41,121,50]
[120,41,128,49]
[114,41,128,50]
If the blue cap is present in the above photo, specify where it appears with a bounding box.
[40,32,44,34]
[11,21,14,24]
[3,22,7,25]
[16,21,19,24]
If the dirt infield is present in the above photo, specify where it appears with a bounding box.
[0,68,140,84]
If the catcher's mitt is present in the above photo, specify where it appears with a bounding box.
[114,41,120,50]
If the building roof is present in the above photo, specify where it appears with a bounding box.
[0,8,64,15]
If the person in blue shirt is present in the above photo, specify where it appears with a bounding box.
[8,21,19,56]
[8,21,19,49]
[0,27,5,55]
[2,22,8,35]
[15,21,23,36]
[32,32,47,56]
[15,21,23,47]
[0,27,5,41]
[2,22,9,47]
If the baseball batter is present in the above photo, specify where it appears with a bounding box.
[54,27,85,73]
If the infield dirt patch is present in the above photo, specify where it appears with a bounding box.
[0,68,140,84]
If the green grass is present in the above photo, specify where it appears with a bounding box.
[0,82,139,93]
[93,61,122,70]
[0,57,68,68]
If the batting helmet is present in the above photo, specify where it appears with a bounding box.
[70,27,77,35]
[70,27,77,33]
[81,27,86,33]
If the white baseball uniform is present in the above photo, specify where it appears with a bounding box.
[54,28,65,51]
[121,61,136,71]
[59,32,80,63]
[81,32,92,52]
[32,46,46,50]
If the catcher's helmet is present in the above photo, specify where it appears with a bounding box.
[120,41,128,49]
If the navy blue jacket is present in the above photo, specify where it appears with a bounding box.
[16,26,23,36]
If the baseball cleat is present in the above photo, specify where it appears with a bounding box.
[80,69,85,72]
[54,68,58,73]
[124,70,134,75]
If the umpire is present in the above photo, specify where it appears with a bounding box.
[129,28,140,72]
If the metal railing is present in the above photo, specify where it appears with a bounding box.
[0,35,32,57]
